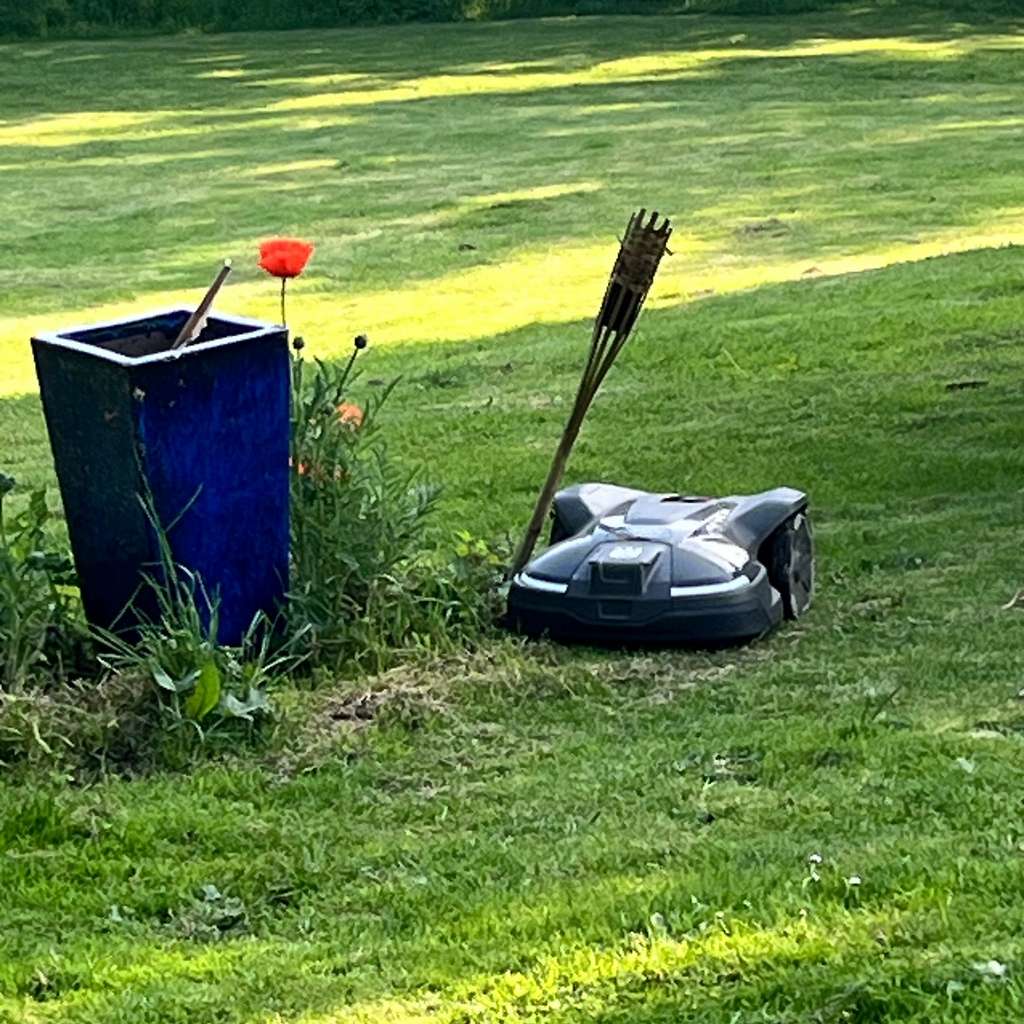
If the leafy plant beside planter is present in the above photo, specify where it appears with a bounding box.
[0,474,84,690]
[274,240,504,674]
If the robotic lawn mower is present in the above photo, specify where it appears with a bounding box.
[509,483,814,646]
[506,210,815,647]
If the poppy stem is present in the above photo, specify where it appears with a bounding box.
[280,278,287,327]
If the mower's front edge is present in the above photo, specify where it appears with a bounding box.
[508,564,782,648]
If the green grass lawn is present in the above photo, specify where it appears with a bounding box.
[5,5,1024,1022]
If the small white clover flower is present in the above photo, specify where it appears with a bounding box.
[808,852,822,865]
[846,874,862,887]
[974,960,1008,978]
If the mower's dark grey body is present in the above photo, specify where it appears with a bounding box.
[508,483,813,646]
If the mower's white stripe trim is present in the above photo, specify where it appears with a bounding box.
[670,568,761,598]
[517,568,761,598]
[515,572,569,594]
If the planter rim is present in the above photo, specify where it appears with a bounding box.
[32,306,284,367]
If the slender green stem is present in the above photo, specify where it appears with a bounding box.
[280,278,287,326]
[336,347,360,393]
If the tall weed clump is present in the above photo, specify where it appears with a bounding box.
[288,339,503,675]
[0,474,85,691]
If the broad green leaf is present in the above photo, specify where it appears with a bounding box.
[220,688,271,722]
[184,661,222,722]
[152,666,177,692]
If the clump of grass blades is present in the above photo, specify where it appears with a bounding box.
[0,674,154,774]
[94,489,303,753]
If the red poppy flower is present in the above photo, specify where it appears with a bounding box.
[336,402,364,429]
[258,238,314,279]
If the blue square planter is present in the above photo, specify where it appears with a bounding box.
[32,308,290,645]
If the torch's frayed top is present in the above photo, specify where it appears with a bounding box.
[612,209,672,293]
[596,209,672,338]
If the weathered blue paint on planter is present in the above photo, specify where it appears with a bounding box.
[32,308,290,645]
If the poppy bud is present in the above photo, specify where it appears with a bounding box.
[292,336,305,351]
[354,334,368,350]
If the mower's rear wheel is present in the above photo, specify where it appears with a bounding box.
[760,509,814,619]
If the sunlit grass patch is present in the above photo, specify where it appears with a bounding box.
[3,10,1024,394]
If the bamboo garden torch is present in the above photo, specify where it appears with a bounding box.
[510,209,673,576]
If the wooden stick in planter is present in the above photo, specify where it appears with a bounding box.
[509,210,672,576]
[171,259,233,350]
